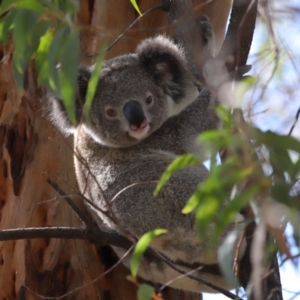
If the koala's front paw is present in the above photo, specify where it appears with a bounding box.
[198,15,215,55]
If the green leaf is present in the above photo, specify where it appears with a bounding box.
[59,28,80,124]
[196,196,220,239]
[182,182,204,214]
[45,28,68,93]
[35,28,55,89]
[0,0,17,15]
[84,46,106,121]
[130,229,167,278]
[12,9,40,88]
[218,227,243,288]
[255,129,300,153]
[52,0,79,16]
[212,186,258,245]
[154,154,199,197]
[0,10,16,45]
[290,158,300,178]
[130,0,142,16]
[198,129,234,155]
[271,184,294,207]
[16,0,46,12]
[137,284,155,300]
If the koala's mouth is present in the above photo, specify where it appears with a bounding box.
[128,122,151,140]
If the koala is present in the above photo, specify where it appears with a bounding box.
[47,21,240,293]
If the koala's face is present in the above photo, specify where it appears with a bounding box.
[48,36,199,147]
[83,56,171,148]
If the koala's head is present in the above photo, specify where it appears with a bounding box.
[48,36,199,148]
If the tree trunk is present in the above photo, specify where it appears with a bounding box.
[0,1,231,299]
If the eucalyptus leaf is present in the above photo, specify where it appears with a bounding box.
[137,284,155,300]
[35,28,55,88]
[218,227,243,288]
[154,154,199,197]
[16,0,46,12]
[130,0,142,16]
[59,28,80,124]
[0,11,16,45]
[130,228,167,278]
[196,196,220,239]
[84,46,106,121]
[12,9,40,88]
[0,0,17,15]
[212,186,258,245]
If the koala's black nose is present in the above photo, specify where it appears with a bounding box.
[123,101,147,130]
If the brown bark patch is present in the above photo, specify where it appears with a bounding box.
[5,112,37,196]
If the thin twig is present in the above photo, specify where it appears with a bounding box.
[153,250,242,299]
[82,4,165,57]
[106,4,165,52]
[159,265,203,292]
[288,106,300,135]
[48,178,95,229]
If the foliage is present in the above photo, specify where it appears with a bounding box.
[137,284,155,300]
[156,104,300,283]
[130,228,167,278]
[0,0,80,123]
[1,0,299,298]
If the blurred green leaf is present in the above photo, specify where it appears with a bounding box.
[84,46,106,121]
[137,284,155,300]
[154,154,199,197]
[182,182,204,214]
[53,0,79,16]
[196,196,220,239]
[130,228,167,278]
[59,28,80,124]
[12,9,41,88]
[35,28,56,89]
[290,158,300,178]
[271,184,294,207]
[0,10,16,45]
[0,0,17,15]
[130,0,142,16]
[16,0,46,12]
[255,129,300,153]
[218,227,243,287]
[212,186,258,244]
[45,28,68,93]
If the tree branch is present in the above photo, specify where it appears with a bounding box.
[218,0,258,73]
[0,226,133,249]
[160,0,212,82]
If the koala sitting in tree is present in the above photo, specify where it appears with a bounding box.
[47,19,240,293]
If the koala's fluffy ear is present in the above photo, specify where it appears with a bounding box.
[136,36,195,104]
[46,66,91,135]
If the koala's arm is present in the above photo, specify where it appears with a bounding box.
[45,66,91,136]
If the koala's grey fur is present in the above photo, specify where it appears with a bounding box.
[47,22,241,293]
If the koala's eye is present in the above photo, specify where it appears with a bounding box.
[145,95,153,105]
[106,108,117,118]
